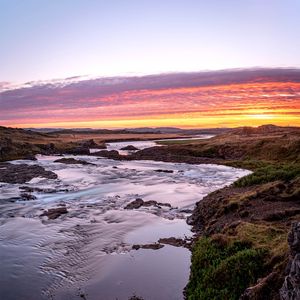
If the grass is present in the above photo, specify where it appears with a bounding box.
[235,222,288,259]
[224,159,272,171]
[186,236,267,300]
[233,163,300,187]
[156,138,206,145]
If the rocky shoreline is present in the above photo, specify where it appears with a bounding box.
[0,162,58,184]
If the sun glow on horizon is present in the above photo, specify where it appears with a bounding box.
[1,78,300,129]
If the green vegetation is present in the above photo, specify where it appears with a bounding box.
[186,236,267,300]
[235,222,288,259]
[233,163,300,187]
[156,138,206,145]
[224,159,272,171]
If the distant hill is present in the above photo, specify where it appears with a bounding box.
[27,128,130,134]
[26,126,232,135]
[231,124,300,135]
[125,127,232,135]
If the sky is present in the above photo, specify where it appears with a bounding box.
[0,0,300,128]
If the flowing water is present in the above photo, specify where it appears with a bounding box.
[0,138,250,300]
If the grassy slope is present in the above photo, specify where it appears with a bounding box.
[162,126,300,299]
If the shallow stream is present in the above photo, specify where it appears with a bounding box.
[0,138,250,300]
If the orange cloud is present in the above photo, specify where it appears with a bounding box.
[1,70,300,128]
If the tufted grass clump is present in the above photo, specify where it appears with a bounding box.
[186,236,267,300]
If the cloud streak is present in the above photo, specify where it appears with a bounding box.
[1,68,300,128]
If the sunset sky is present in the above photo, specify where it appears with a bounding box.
[1,0,300,128]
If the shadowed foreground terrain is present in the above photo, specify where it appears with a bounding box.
[1,124,300,299]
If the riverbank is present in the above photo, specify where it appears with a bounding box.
[93,125,300,299]
[154,125,300,300]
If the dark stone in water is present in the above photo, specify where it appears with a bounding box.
[124,198,172,210]
[128,295,144,300]
[92,150,122,159]
[120,145,139,151]
[64,146,90,155]
[40,207,68,219]
[180,208,193,214]
[154,169,174,173]
[158,237,187,248]
[19,186,69,193]
[132,243,164,250]
[24,155,37,161]
[20,193,37,201]
[125,198,144,209]
[54,157,95,165]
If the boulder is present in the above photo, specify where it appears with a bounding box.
[125,198,144,209]
[154,169,174,173]
[54,158,94,165]
[40,207,68,219]
[120,145,139,151]
[92,150,121,159]
[132,243,164,250]
[124,198,172,210]
[64,146,90,155]
[280,222,300,299]
[20,193,37,201]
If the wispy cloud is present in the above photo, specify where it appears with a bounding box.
[1,68,300,128]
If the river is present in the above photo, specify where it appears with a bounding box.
[0,137,250,300]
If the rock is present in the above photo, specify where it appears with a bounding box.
[128,295,144,300]
[24,155,37,161]
[180,208,193,214]
[158,237,187,247]
[124,198,172,210]
[0,163,58,184]
[287,222,300,257]
[161,237,192,249]
[280,222,300,299]
[125,198,144,209]
[19,186,69,193]
[92,150,122,159]
[20,193,37,201]
[54,158,94,165]
[154,169,174,173]
[40,207,68,219]
[65,146,90,155]
[132,243,164,250]
[132,245,141,250]
[141,200,159,207]
[240,271,281,300]
[120,145,139,151]
[78,139,106,149]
